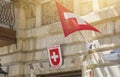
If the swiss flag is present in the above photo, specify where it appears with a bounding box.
[56,2,100,37]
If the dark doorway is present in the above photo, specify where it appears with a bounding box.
[37,70,82,77]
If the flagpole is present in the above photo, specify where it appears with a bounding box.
[79,31,92,77]
[79,31,89,45]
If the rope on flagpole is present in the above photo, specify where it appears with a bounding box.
[79,31,100,61]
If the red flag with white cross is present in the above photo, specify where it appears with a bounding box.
[56,2,100,37]
[47,45,62,68]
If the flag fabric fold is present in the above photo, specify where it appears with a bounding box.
[56,2,100,37]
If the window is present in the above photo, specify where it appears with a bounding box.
[41,0,73,25]
[79,0,93,16]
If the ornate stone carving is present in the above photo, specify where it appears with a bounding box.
[28,63,44,77]
[22,3,36,29]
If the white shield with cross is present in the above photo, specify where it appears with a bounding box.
[47,45,62,68]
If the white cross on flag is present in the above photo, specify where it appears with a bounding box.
[47,45,62,68]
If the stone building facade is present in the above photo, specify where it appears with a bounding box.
[0,0,120,77]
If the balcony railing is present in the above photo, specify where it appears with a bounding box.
[0,0,15,29]
[0,0,16,47]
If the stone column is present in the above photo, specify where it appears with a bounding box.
[9,2,26,77]
[73,0,81,15]
[93,0,100,11]
[35,3,42,27]
[15,3,26,30]
[15,2,26,51]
